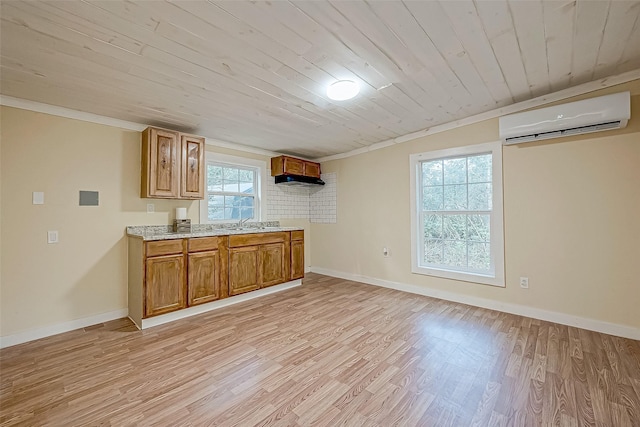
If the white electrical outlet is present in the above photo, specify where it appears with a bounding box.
[147,203,155,213]
[47,230,59,244]
[383,247,389,257]
[520,277,529,289]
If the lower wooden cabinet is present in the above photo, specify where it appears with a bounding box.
[188,251,220,306]
[129,230,304,326]
[186,236,227,306]
[145,254,187,317]
[260,242,288,288]
[229,246,260,296]
[291,231,304,280]
[228,232,291,295]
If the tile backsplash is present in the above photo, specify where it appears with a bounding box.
[266,180,310,219]
[310,172,336,223]
[266,172,337,223]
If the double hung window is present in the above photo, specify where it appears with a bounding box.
[200,153,266,223]
[410,142,504,287]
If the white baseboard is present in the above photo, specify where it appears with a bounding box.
[0,308,129,349]
[138,279,302,329]
[310,267,640,341]
[1,280,303,348]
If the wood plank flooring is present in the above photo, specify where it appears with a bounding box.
[1,273,639,426]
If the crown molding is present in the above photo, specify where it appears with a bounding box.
[3,67,639,164]
[203,137,279,158]
[0,95,146,131]
[0,95,279,158]
[316,68,640,163]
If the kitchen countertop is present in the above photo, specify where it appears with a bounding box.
[126,222,303,241]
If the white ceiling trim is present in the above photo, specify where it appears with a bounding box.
[0,95,280,158]
[0,94,146,131]
[2,68,639,163]
[203,137,281,158]
[316,69,640,163]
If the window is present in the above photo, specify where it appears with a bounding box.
[410,142,504,287]
[200,153,267,223]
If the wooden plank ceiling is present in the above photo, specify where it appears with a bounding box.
[1,0,639,159]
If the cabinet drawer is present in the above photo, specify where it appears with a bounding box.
[229,232,288,247]
[188,236,219,252]
[146,239,184,257]
[291,230,304,241]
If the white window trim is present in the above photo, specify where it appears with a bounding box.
[199,152,268,224]
[409,141,505,287]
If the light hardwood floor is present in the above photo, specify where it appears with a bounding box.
[1,273,639,426]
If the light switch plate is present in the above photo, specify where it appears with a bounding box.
[47,230,59,244]
[33,192,44,205]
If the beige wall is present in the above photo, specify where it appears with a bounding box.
[0,107,280,337]
[311,81,640,330]
[2,80,637,339]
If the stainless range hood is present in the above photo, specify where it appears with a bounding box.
[274,174,325,186]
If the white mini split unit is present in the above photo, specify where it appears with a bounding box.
[499,91,631,145]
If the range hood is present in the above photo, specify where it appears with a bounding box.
[271,155,325,186]
[274,174,325,186]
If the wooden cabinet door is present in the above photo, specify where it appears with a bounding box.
[188,250,220,306]
[145,254,186,317]
[304,162,321,178]
[143,127,180,198]
[283,157,304,175]
[229,246,259,296]
[291,239,304,280]
[180,135,205,199]
[259,242,288,288]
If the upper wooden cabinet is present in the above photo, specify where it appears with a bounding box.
[271,155,321,179]
[141,127,179,198]
[303,162,321,178]
[180,134,205,199]
[141,127,205,199]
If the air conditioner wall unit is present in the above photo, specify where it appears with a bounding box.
[499,91,631,145]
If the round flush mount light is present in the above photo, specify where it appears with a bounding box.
[327,80,360,101]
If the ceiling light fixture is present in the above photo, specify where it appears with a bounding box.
[327,80,360,101]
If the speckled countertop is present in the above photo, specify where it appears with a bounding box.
[126,221,303,241]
